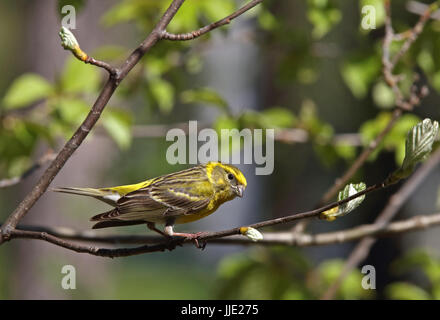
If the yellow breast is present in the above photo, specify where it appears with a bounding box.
[174,190,232,224]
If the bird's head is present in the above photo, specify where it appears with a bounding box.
[206,162,247,199]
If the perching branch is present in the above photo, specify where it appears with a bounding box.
[0,0,263,244]
[8,211,440,248]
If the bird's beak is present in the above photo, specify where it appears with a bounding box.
[235,185,245,198]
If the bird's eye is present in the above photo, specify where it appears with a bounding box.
[227,173,234,180]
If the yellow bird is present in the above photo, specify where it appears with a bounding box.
[53,162,247,242]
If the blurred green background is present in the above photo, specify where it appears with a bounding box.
[1,0,440,299]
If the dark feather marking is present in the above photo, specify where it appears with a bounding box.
[92,219,146,229]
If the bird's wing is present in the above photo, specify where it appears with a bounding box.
[112,168,213,219]
[90,165,213,222]
[116,182,213,219]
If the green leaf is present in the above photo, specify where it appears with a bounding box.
[239,108,296,129]
[316,259,370,299]
[60,57,101,94]
[217,254,256,280]
[341,54,381,98]
[260,107,297,128]
[386,282,431,300]
[201,0,236,23]
[258,9,278,31]
[320,182,366,221]
[102,109,133,149]
[432,71,440,92]
[307,0,342,39]
[185,54,203,74]
[334,143,356,161]
[372,81,395,109]
[391,249,440,286]
[2,74,53,109]
[91,45,127,62]
[101,1,161,28]
[166,1,199,33]
[214,115,239,133]
[56,98,89,125]
[360,112,421,164]
[402,119,439,169]
[417,49,435,74]
[389,119,439,182]
[299,100,333,140]
[150,78,175,114]
[181,88,228,112]
[169,0,236,33]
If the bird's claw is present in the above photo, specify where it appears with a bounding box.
[185,232,206,250]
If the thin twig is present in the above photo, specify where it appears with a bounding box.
[85,56,118,76]
[318,108,402,206]
[391,1,439,66]
[162,0,263,41]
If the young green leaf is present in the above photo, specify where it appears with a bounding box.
[2,74,53,109]
[181,88,229,112]
[150,78,175,114]
[402,119,439,169]
[320,182,366,221]
[102,109,133,149]
[60,57,101,94]
[385,282,431,300]
[388,119,439,183]
[59,26,79,51]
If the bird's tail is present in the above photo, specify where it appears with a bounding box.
[52,187,120,206]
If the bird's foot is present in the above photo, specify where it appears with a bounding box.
[173,232,206,250]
